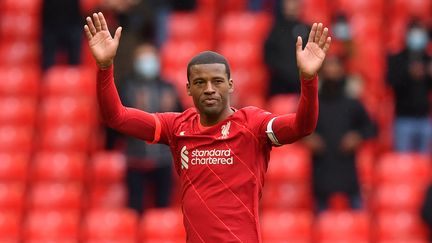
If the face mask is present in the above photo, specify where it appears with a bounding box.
[406,28,429,52]
[134,54,160,79]
[332,21,351,41]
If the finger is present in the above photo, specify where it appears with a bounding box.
[322,37,332,53]
[98,12,108,31]
[93,12,102,32]
[84,25,93,40]
[318,27,329,48]
[86,16,97,35]
[308,23,317,43]
[296,36,303,53]
[314,23,323,43]
[113,27,122,44]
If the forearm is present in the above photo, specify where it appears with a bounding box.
[97,65,156,141]
[272,75,318,144]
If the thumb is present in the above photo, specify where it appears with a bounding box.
[114,27,122,44]
[296,36,303,54]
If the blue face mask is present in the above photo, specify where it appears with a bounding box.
[134,54,160,80]
[332,21,351,41]
[406,28,429,52]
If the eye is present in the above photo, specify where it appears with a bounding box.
[194,80,204,85]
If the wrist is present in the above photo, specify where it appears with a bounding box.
[300,71,317,81]
[97,60,113,70]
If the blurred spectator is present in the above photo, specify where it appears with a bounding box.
[120,42,182,213]
[264,0,309,95]
[330,14,354,60]
[303,55,375,212]
[421,183,432,239]
[41,0,83,70]
[387,21,432,154]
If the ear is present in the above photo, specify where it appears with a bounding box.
[186,82,191,96]
[228,79,234,94]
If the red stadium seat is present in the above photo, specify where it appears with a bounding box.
[32,152,87,182]
[83,240,136,243]
[0,211,21,241]
[218,12,272,42]
[37,125,91,152]
[0,183,25,212]
[140,208,185,240]
[376,211,429,241]
[0,13,40,41]
[315,210,370,241]
[28,183,83,210]
[373,183,426,211]
[26,240,78,243]
[167,12,213,43]
[82,208,139,241]
[0,126,34,153]
[0,97,37,126]
[1,0,41,15]
[217,41,264,68]
[42,66,96,97]
[261,182,312,210]
[300,0,331,25]
[89,152,126,184]
[0,41,40,67]
[267,145,311,182]
[219,0,248,13]
[87,183,127,208]
[331,0,385,16]
[267,94,300,115]
[39,97,97,126]
[376,153,431,185]
[261,210,313,241]
[161,40,212,71]
[229,66,268,105]
[0,153,29,181]
[23,210,80,241]
[0,67,40,97]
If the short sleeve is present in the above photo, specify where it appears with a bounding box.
[154,112,181,145]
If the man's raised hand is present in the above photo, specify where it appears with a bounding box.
[296,23,331,80]
[84,12,122,69]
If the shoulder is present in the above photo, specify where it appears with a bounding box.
[238,106,271,116]
[235,106,274,126]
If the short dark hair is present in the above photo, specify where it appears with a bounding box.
[187,51,231,82]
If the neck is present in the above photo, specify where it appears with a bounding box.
[199,107,234,127]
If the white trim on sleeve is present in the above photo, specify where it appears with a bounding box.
[266,117,282,146]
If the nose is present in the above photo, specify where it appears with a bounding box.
[204,81,216,95]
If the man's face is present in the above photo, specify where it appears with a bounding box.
[187,63,233,118]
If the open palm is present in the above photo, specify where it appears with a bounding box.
[296,23,331,79]
[84,12,122,69]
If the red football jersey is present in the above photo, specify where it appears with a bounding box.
[96,66,318,242]
[154,107,276,242]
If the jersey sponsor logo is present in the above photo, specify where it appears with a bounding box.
[181,146,189,169]
[180,146,234,169]
[220,121,231,139]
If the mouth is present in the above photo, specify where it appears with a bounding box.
[202,98,218,106]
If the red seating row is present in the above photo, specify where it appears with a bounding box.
[0,151,125,183]
[0,208,184,242]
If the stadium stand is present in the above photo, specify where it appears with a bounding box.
[0,0,430,241]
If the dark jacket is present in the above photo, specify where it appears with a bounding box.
[264,17,309,94]
[120,76,182,169]
[387,49,432,117]
[312,79,375,199]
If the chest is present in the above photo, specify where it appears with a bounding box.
[170,120,262,178]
